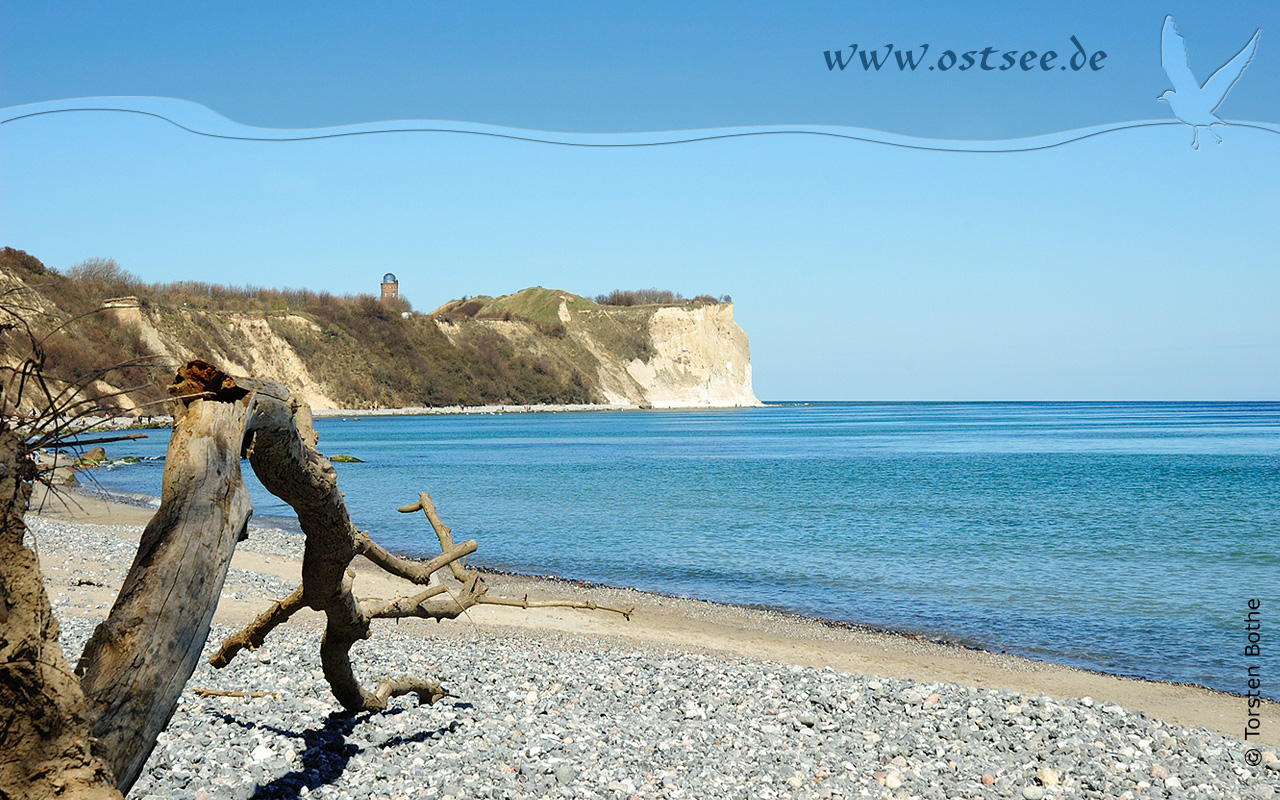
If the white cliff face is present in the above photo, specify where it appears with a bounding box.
[625,304,760,408]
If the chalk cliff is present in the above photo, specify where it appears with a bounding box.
[432,289,760,409]
[601,304,757,408]
[100,298,341,409]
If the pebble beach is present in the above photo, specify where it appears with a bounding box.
[26,495,1280,800]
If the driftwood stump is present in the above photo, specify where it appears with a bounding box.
[0,427,120,799]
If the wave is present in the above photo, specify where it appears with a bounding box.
[5,96,1278,153]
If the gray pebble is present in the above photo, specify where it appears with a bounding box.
[32,514,1278,800]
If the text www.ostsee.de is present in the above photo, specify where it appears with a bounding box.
[824,36,1107,73]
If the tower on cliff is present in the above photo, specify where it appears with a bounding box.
[380,273,399,301]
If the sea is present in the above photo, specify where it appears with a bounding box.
[78,401,1280,699]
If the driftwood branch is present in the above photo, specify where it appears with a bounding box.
[209,586,306,668]
[353,528,478,584]
[191,689,279,699]
[476,594,635,620]
[212,381,432,713]
[363,584,451,618]
[399,493,636,619]
[373,677,450,706]
[398,493,471,581]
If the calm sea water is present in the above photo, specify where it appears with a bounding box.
[83,402,1280,698]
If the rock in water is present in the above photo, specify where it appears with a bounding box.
[79,446,107,465]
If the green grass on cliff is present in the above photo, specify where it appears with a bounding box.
[431,286,594,327]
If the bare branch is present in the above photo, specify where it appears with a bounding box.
[191,689,279,699]
[398,492,471,581]
[210,587,306,669]
[353,529,477,584]
[476,594,635,620]
[372,677,451,707]
[363,585,453,619]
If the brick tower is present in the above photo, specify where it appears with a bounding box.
[380,272,398,301]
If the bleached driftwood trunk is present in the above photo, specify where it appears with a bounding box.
[1,361,253,797]
[75,368,254,791]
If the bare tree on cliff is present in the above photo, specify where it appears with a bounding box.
[0,305,629,798]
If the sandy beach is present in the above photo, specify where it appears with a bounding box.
[31,484,1278,759]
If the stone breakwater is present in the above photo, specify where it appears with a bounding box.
[29,518,1280,800]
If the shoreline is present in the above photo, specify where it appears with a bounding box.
[63,401,772,432]
[29,484,1280,751]
[44,485,1239,702]
[313,403,643,417]
[475,565,1272,708]
[60,399,1280,430]
[310,402,771,417]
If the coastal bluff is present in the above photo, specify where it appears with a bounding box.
[0,249,759,412]
[434,291,760,409]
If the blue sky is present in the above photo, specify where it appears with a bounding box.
[2,2,1277,400]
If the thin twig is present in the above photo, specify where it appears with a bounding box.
[49,433,148,448]
[191,689,279,699]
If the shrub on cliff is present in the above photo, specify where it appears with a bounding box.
[594,289,728,307]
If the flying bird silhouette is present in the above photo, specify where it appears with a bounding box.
[1159,15,1261,149]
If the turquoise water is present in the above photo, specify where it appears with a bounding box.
[84,402,1280,698]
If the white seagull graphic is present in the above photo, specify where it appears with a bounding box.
[1159,15,1261,149]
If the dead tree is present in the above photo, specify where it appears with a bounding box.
[1,294,163,799]
[2,358,629,798]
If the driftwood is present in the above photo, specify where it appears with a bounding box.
[1,357,632,798]
[211,377,633,711]
[190,688,278,699]
[1,359,254,797]
[0,428,120,799]
[398,493,634,619]
[76,369,253,790]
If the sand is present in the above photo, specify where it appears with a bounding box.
[30,483,1277,750]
